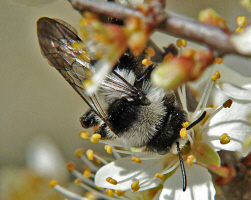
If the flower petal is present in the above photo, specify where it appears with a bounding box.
[215,82,251,101]
[160,164,215,200]
[204,101,251,156]
[95,156,162,191]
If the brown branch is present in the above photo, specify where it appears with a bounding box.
[157,13,238,56]
[68,0,248,58]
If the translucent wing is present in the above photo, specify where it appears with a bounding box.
[37,17,108,121]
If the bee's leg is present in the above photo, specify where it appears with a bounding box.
[80,109,99,128]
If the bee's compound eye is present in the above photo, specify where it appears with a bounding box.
[80,110,97,128]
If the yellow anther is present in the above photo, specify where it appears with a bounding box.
[145,47,156,57]
[48,180,58,187]
[163,52,173,62]
[214,58,223,64]
[182,121,190,128]
[106,177,118,185]
[75,148,85,158]
[86,149,94,160]
[142,59,153,66]
[223,99,233,108]
[236,15,247,27]
[74,178,82,185]
[131,180,140,192]
[106,189,114,197]
[214,71,221,79]
[85,191,96,200]
[131,156,142,163]
[79,130,90,140]
[186,155,195,166]
[180,128,188,139]
[92,133,101,140]
[220,133,231,144]
[90,138,99,143]
[66,162,76,171]
[211,71,221,82]
[115,190,126,197]
[235,26,245,33]
[176,39,187,48]
[104,145,113,154]
[155,173,164,180]
[84,169,91,178]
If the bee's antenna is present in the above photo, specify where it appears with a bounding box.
[176,142,187,192]
[186,111,207,130]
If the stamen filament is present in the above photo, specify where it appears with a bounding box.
[53,184,88,200]
[79,154,99,172]
[71,169,97,188]
[93,154,109,165]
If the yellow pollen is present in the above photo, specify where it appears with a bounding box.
[220,133,231,144]
[214,58,223,64]
[66,162,76,171]
[86,149,94,160]
[48,180,58,187]
[182,121,190,128]
[106,177,118,185]
[85,191,96,200]
[176,39,187,47]
[211,71,221,82]
[106,189,114,197]
[142,59,153,66]
[91,138,99,143]
[145,47,156,57]
[180,128,188,139]
[115,190,126,197]
[74,178,82,185]
[223,99,233,108]
[92,133,101,140]
[186,155,195,166]
[163,52,173,62]
[131,156,142,163]
[75,148,85,158]
[131,180,140,192]
[79,130,90,140]
[84,169,91,178]
[104,145,113,154]
[235,26,245,33]
[155,173,164,180]
[236,15,247,27]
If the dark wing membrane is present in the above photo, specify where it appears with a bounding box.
[37,17,107,121]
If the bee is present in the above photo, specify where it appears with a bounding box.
[37,17,206,191]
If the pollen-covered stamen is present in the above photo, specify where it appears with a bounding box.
[106,189,114,197]
[211,71,221,82]
[155,173,164,180]
[84,169,95,178]
[106,177,118,185]
[91,133,102,143]
[180,128,188,139]
[131,181,140,192]
[223,99,233,108]
[131,156,142,163]
[66,162,97,188]
[214,58,223,64]
[220,133,231,144]
[104,145,113,154]
[145,47,156,57]
[75,149,98,172]
[236,15,246,32]
[115,190,126,197]
[49,180,88,200]
[142,59,152,66]
[86,149,94,160]
[79,130,90,140]
[186,155,196,166]
[176,39,187,55]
